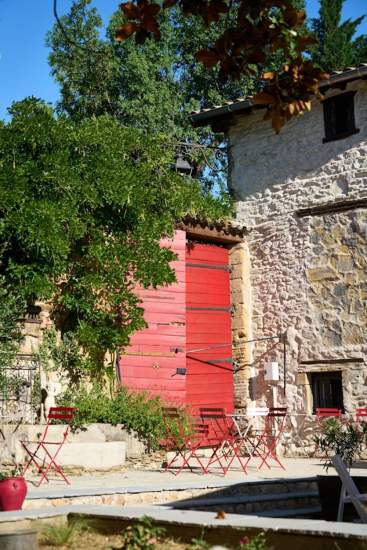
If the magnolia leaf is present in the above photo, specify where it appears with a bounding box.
[253,91,277,105]
[142,3,161,17]
[142,16,160,36]
[287,102,296,115]
[262,71,275,80]
[115,23,138,41]
[163,0,178,7]
[272,111,286,133]
[135,28,149,44]
[195,49,220,68]
[296,35,317,48]
[263,108,273,121]
[121,2,140,19]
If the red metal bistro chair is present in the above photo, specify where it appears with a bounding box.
[21,407,75,486]
[250,407,288,471]
[161,407,211,475]
[161,407,192,474]
[171,421,211,476]
[356,408,367,421]
[199,407,247,475]
[316,407,343,422]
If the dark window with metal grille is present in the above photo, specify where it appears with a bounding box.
[323,91,359,143]
[311,371,344,413]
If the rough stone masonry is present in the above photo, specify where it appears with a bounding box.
[226,79,367,454]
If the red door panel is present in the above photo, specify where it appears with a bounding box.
[186,241,234,414]
[119,230,186,405]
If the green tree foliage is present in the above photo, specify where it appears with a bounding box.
[0,98,228,375]
[47,0,253,129]
[48,0,311,177]
[47,0,253,189]
[311,0,367,71]
[47,0,120,121]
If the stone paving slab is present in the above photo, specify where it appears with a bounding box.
[25,458,367,500]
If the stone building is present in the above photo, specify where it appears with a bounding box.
[192,66,367,452]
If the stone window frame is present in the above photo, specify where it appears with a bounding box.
[298,359,364,415]
[309,370,344,413]
[322,91,359,143]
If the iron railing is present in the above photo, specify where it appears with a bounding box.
[0,354,41,423]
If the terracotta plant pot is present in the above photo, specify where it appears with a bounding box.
[0,477,27,512]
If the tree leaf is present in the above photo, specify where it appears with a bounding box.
[272,112,285,134]
[121,2,140,19]
[142,16,160,36]
[115,23,138,41]
[262,71,276,80]
[195,49,220,68]
[163,0,178,7]
[143,3,161,17]
[253,91,277,105]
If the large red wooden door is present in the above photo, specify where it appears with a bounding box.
[185,241,234,413]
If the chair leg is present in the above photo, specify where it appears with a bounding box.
[205,444,228,475]
[258,438,285,471]
[36,443,71,486]
[22,442,50,482]
[337,485,346,522]
[225,440,248,474]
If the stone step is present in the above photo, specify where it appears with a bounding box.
[171,489,320,509]
[212,477,319,498]
[258,505,323,518]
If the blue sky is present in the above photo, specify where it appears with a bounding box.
[1,0,367,120]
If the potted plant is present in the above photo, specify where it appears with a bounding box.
[0,465,27,511]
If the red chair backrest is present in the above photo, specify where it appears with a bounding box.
[356,408,367,419]
[199,407,226,419]
[316,407,342,418]
[199,407,231,440]
[47,407,75,422]
[265,407,287,434]
[268,407,287,417]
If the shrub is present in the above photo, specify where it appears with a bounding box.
[119,516,165,550]
[57,385,169,450]
[314,417,367,469]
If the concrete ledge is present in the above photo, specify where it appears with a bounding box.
[58,442,126,470]
[0,504,366,543]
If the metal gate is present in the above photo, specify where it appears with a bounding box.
[0,354,40,423]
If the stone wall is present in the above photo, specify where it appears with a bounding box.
[229,242,253,409]
[228,79,367,444]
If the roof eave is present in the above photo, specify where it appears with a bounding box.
[191,64,367,129]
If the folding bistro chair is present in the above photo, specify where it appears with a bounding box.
[200,407,247,475]
[21,407,75,486]
[356,408,367,421]
[161,407,212,475]
[171,421,211,476]
[316,407,342,422]
[240,407,269,462]
[161,407,192,474]
[254,407,287,471]
[332,454,367,524]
